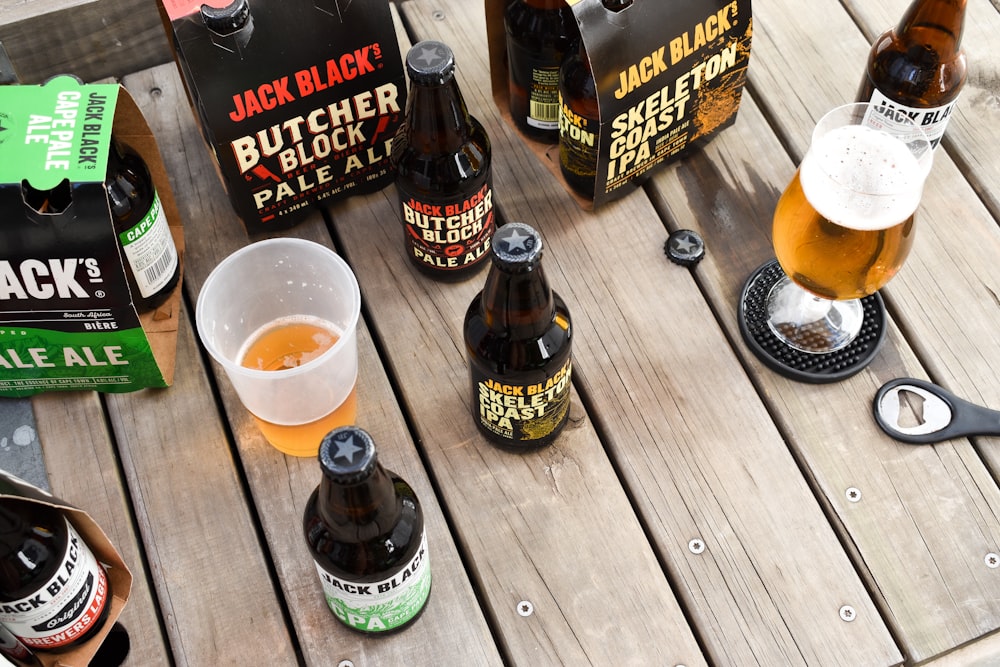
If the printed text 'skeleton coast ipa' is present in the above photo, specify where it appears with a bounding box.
[304,427,431,633]
[238,316,358,455]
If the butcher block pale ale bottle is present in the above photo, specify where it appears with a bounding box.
[105,138,181,312]
[464,223,573,450]
[856,0,967,150]
[0,499,111,652]
[505,0,580,143]
[392,40,496,281]
[303,427,431,634]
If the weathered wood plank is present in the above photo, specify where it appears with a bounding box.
[33,391,171,665]
[122,57,503,666]
[0,0,171,84]
[351,0,901,664]
[104,304,299,666]
[645,0,1000,661]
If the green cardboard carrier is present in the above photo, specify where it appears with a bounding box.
[0,76,184,398]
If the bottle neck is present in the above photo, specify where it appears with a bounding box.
[403,78,474,154]
[897,0,966,55]
[481,262,555,339]
[317,465,400,534]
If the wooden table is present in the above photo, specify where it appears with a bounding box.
[9,0,1000,664]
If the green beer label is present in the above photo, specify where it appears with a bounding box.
[314,531,431,632]
[118,192,179,298]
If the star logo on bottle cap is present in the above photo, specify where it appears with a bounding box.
[502,228,530,254]
[414,43,447,68]
[333,433,363,465]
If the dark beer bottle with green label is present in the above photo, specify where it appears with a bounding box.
[105,138,181,312]
[0,498,112,652]
[303,427,431,634]
[505,0,580,143]
[392,40,496,281]
[464,223,573,450]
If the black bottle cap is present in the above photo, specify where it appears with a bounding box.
[406,40,455,85]
[664,229,705,267]
[319,426,377,484]
[492,222,542,267]
[201,0,251,35]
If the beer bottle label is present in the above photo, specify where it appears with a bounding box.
[399,183,495,272]
[0,518,110,650]
[314,531,431,633]
[559,94,598,180]
[474,357,572,444]
[118,191,179,298]
[510,44,561,131]
[862,88,960,150]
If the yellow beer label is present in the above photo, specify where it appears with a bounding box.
[475,358,572,444]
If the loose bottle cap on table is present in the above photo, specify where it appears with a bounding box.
[664,229,705,267]
[201,0,251,34]
[492,222,542,267]
[319,426,377,484]
[406,41,456,85]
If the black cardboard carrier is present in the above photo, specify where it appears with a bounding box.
[158,0,407,234]
[487,0,753,209]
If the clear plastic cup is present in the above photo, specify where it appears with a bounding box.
[195,238,360,456]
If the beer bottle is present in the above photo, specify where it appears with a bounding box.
[558,0,632,199]
[200,0,254,56]
[105,138,181,313]
[303,426,431,634]
[464,222,573,450]
[856,0,967,150]
[392,40,496,281]
[0,624,40,667]
[0,498,112,652]
[505,0,580,143]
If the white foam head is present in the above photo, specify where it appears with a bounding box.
[800,125,927,231]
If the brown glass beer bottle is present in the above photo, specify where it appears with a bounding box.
[505,0,580,143]
[105,138,181,312]
[0,498,112,652]
[303,427,431,634]
[856,0,967,150]
[464,223,573,450]
[558,0,632,199]
[392,40,496,281]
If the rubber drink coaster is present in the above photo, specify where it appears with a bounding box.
[738,259,886,384]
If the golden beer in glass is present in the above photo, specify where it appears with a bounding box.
[767,103,932,353]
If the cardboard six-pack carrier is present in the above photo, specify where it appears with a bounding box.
[158,0,407,234]
[487,0,753,208]
[0,76,184,398]
[0,471,132,667]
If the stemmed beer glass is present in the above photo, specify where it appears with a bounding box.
[766,102,933,354]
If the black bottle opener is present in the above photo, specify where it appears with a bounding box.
[873,378,1000,444]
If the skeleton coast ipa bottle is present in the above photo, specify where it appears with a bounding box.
[856,0,967,150]
[464,223,573,450]
[105,138,181,312]
[392,40,496,281]
[557,0,632,198]
[505,0,580,143]
[304,427,431,634]
[0,499,111,652]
